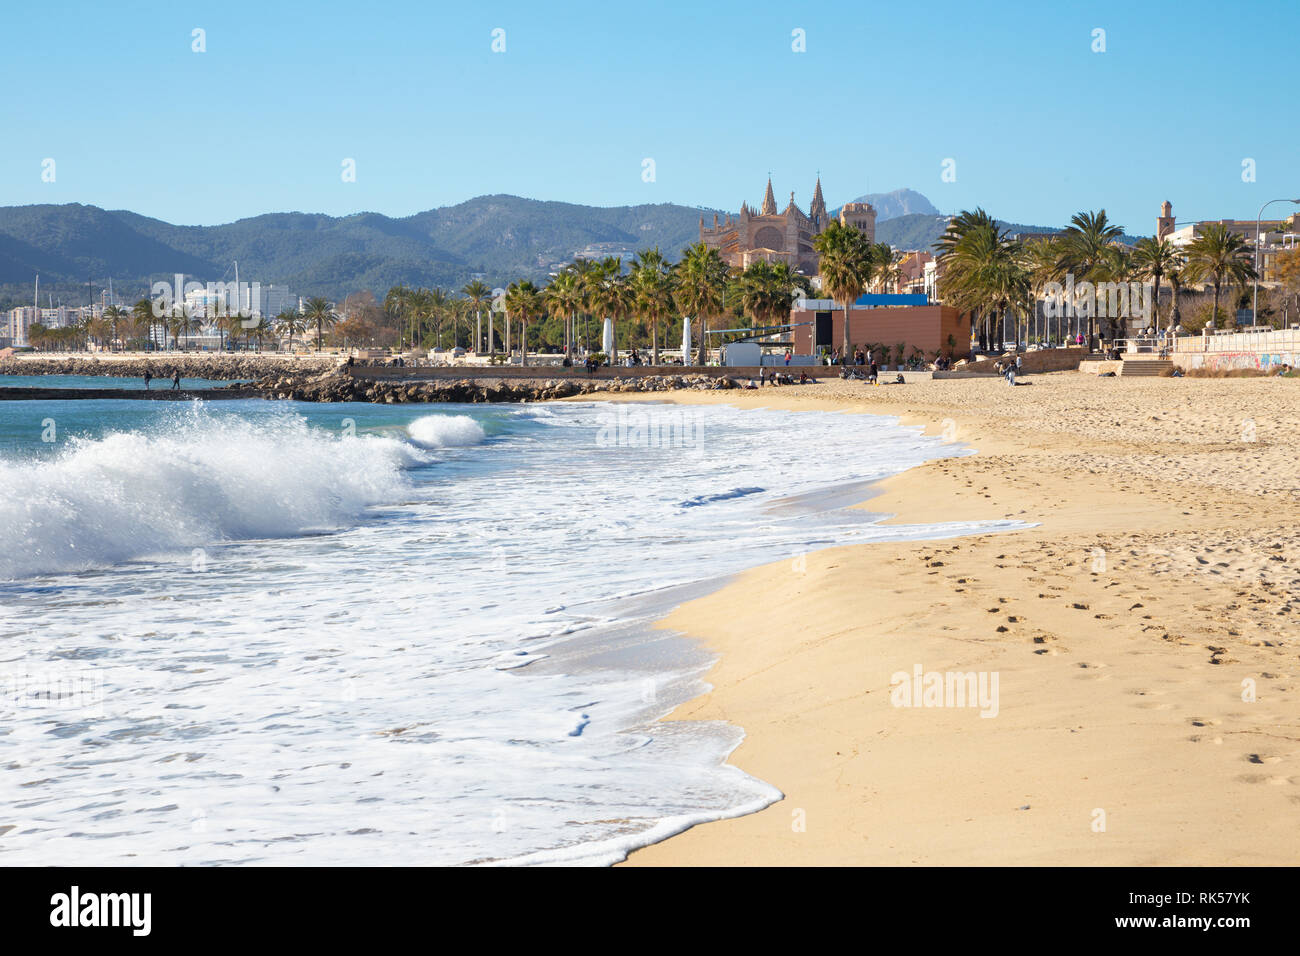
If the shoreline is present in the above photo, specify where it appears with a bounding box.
[607,374,1300,865]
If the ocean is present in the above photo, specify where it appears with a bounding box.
[0,387,1022,864]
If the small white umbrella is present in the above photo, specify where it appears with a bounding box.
[602,317,614,358]
[681,316,692,365]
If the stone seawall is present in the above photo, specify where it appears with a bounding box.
[0,355,336,379]
[231,371,754,403]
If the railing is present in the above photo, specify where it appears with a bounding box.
[1170,328,1300,354]
[1108,337,1172,358]
[1110,329,1300,357]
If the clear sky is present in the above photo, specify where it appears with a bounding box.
[4,0,1295,235]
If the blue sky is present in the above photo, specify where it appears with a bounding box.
[4,0,1295,235]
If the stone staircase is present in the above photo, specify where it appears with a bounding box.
[1118,357,1173,377]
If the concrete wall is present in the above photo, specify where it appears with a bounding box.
[960,346,1087,374]
[1173,350,1300,372]
[1170,328,1300,371]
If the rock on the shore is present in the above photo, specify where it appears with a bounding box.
[0,355,336,380]
[233,371,740,404]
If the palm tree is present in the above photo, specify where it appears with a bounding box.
[384,285,411,350]
[737,260,811,331]
[504,280,543,366]
[1019,237,1062,344]
[101,304,127,352]
[935,209,1026,353]
[593,272,634,363]
[1059,209,1124,349]
[166,307,191,350]
[870,243,900,293]
[427,287,450,349]
[1132,237,1180,334]
[461,279,493,353]
[543,271,582,361]
[814,220,875,356]
[1102,244,1135,344]
[132,297,155,351]
[219,310,247,351]
[673,242,728,365]
[630,248,676,365]
[275,308,307,352]
[1184,223,1257,331]
[1167,261,1186,331]
[303,297,336,351]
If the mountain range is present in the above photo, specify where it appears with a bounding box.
[0,190,1144,308]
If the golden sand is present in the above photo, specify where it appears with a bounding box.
[607,373,1300,865]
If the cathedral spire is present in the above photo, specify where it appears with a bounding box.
[761,176,777,216]
[810,175,828,228]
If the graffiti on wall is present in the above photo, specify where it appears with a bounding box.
[1183,351,1300,371]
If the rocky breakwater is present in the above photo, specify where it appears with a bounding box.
[234,371,741,403]
[0,355,337,380]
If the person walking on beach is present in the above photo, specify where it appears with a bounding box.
[143,370,152,390]
[171,370,180,390]
[784,350,791,367]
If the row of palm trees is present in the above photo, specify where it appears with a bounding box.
[496,246,816,365]
[933,208,1258,352]
[373,249,814,365]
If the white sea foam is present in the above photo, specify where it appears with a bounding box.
[406,414,486,448]
[0,406,416,579]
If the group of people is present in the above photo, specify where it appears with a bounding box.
[749,368,810,388]
[142,370,182,390]
[993,353,1023,385]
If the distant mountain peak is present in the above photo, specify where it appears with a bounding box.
[836,188,940,222]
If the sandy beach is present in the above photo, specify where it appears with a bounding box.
[612,372,1300,865]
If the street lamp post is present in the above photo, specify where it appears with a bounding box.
[1254,198,1300,327]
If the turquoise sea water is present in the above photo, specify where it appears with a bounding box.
[0,394,1022,864]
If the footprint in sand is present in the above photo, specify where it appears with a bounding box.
[1189,718,1223,727]
[1236,773,1291,786]
[1246,754,1283,764]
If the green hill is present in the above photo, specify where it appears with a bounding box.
[0,195,1149,309]
[0,196,723,307]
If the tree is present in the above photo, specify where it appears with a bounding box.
[275,308,307,352]
[101,304,127,352]
[630,248,676,366]
[303,297,337,351]
[1059,209,1124,349]
[543,270,582,360]
[1019,237,1062,344]
[1102,244,1136,343]
[935,209,1026,353]
[1184,223,1257,331]
[132,297,156,351]
[814,220,875,355]
[504,280,543,366]
[384,285,411,350]
[736,259,811,331]
[461,279,493,353]
[1132,236,1182,333]
[592,272,633,362]
[673,242,728,365]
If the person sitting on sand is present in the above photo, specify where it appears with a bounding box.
[799,370,809,384]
